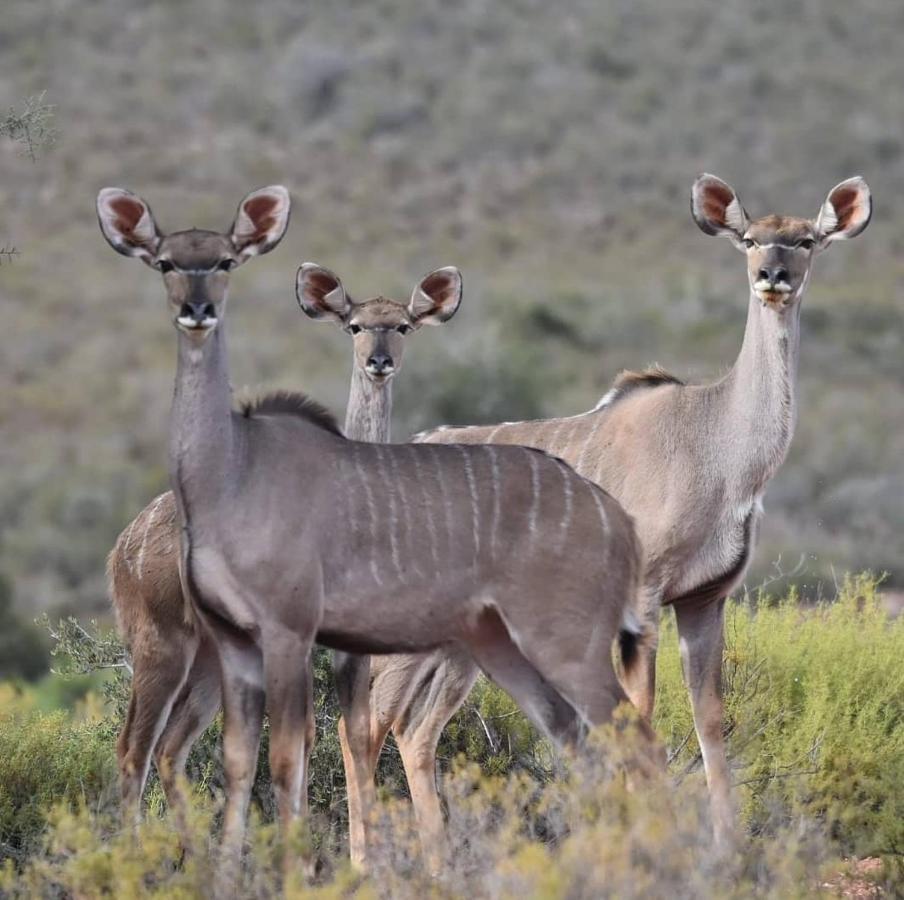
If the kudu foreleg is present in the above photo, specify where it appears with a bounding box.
[265,631,317,881]
[216,632,265,888]
[674,596,736,848]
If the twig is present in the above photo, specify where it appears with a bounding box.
[473,708,498,754]
[667,727,695,765]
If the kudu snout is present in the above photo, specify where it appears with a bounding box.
[365,351,394,376]
[176,301,218,330]
[756,266,789,288]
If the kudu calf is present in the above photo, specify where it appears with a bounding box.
[339,174,872,857]
[107,258,458,818]
[97,186,651,874]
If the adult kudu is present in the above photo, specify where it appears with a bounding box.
[106,255,460,816]
[97,186,653,876]
[337,174,873,859]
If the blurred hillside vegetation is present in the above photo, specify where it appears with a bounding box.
[0,0,902,623]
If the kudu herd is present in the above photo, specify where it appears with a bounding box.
[95,171,871,878]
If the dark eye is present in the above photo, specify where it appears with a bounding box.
[217,258,235,271]
[797,238,815,250]
[742,238,756,249]
[158,259,174,273]
[396,323,411,335]
[348,324,362,335]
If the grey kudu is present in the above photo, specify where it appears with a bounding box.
[97,187,651,873]
[105,251,460,823]
[340,174,873,858]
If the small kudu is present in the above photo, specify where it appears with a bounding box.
[106,256,459,818]
[97,186,652,877]
[338,174,872,858]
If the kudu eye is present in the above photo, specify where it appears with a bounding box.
[217,258,236,271]
[348,323,362,335]
[396,323,411,335]
[158,259,174,273]
[742,238,756,250]
[797,238,815,250]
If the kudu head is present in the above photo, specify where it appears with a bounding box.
[296,264,462,383]
[691,174,871,310]
[96,186,291,340]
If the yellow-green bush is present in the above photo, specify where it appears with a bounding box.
[0,575,900,894]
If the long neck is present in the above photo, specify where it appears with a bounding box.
[718,291,802,494]
[344,366,392,443]
[169,326,235,515]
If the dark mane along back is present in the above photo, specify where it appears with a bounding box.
[239,390,342,435]
[598,364,684,409]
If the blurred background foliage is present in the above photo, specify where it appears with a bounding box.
[0,0,902,634]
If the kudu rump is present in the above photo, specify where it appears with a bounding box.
[106,254,460,819]
[97,187,651,872]
[338,174,872,857]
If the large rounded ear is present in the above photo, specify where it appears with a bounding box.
[691,174,750,247]
[408,266,462,326]
[96,188,161,264]
[815,177,871,247]
[296,263,350,323]
[230,185,291,261]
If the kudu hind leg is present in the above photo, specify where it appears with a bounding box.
[118,639,195,824]
[153,635,221,819]
[466,605,583,750]
[674,596,736,847]
[392,649,479,874]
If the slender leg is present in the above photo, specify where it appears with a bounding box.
[465,606,583,750]
[153,635,222,825]
[334,651,386,870]
[118,637,195,824]
[264,630,316,882]
[391,649,479,874]
[674,596,736,847]
[216,632,265,888]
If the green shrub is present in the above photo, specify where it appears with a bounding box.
[0,575,899,893]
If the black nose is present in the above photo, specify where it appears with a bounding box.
[180,302,215,321]
[757,267,789,284]
[367,353,393,373]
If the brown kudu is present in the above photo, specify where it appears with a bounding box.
[97,186,653,881]
[337,174,872,860]
[106,254,459,820]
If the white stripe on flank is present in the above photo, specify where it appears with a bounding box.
[410,446,439,566]
[486,423,505,443]
[556,461,574,550]
[353,444,384,586]
[576,412,605,476]
[136,494,164,580]
[459,447,480,564]
[527,450,541,544]
[390,449,422,578]
[487,446,502,560]
[587,481,609,536]
[375,446,403,578]
[430,445,454,564]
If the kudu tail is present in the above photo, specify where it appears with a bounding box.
[618,607,646,678]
